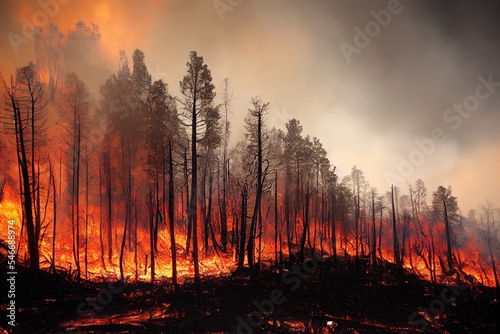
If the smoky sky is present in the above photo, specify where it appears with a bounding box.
[0,0,499,212]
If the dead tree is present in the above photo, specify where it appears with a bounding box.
[391,185,401,269]
[443,199,454,274]
[168,139,178,287]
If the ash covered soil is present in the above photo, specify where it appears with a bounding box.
[1,258,498,334]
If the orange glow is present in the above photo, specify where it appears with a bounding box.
[0,182,497,287]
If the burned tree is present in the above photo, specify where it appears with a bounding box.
[244,97,270,270]
[219,78,232,252]
[1,63,48,270]
[479,201,499,289]
[432,185,458,275]
[58,72,90,279]
[391,185,401,269]
[179,51,216,283]
[144,77,179,284]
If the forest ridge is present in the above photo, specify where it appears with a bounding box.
[0,22,499,289]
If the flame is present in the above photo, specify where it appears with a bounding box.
[0,177,497,287]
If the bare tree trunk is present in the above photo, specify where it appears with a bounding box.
[148,188,155,285]
[104,152,113,263]
[378,207,383,260]
[285,164,293,262]
[153,172,160,252]
[238,185,247,268]
[486,237,499,289]
[274,171,279,266]
[168,139,177,288]
[4,78,38,269]
[184,148,191,254]
[299,184,310,263]
[98,156,106,270]
[30,87,41,271]
[391,185,401,269]
[207,171,215,252]
[443,200,454,274]
[401,213,409,266]
[202,160,209,256]
[371,192,376,267]
[49,158,56,273]
[331,190,337,262]
[190,97,200,284]
[119,140,131,281]
[73,122,82,279]
[220,78,230,252]
[355,183,360,274]
[221,156,228,252]
[247,112,264,270]
[429,222,436,282]
[134,195,138,280]
[85,153,89,279]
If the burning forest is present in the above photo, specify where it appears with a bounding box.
[1,1,500,333]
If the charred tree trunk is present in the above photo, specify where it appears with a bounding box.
[148,188,155,285]
[220,78,230,252]
[355,183,360,274]
[154,171,161,252]
[134,194,139,280]
[49,158,56,273]
[429,221,437,282]
[443,200,454,274]
[378,207,383,260]
[391,185,401,269]
[98,156,106,270]
[134,195,138,280]
[285,163,293,263]
[220,155,228,252]
[486,236,499,289]
[85,153,89,279]
[30,84,42,271]
[207,171,215,252]
[247,112,264,271]
[98,159,103,267]
[71,115,82,280]
[321,187,326,256]
[331,190,337,262]
[104,152,113,263]
[238,185,248,268]
[119,140,132,281]
[168,139,177,288]
[190,94,200,284]
[3,76,39,270]
[274,171,279,266]
[401,213,409,266]
[184,148,191,254]
[371,192,376,267]
[299,184,310,264]
[202,160,209,256]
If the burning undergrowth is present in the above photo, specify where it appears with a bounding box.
[0,254,498,333]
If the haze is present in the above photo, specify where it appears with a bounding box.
[1,0,499,213]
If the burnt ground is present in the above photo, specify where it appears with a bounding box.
[0,257,498,334]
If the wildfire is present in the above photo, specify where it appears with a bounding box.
[0,187,496,288]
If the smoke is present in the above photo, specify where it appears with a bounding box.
[1,0,499,211]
